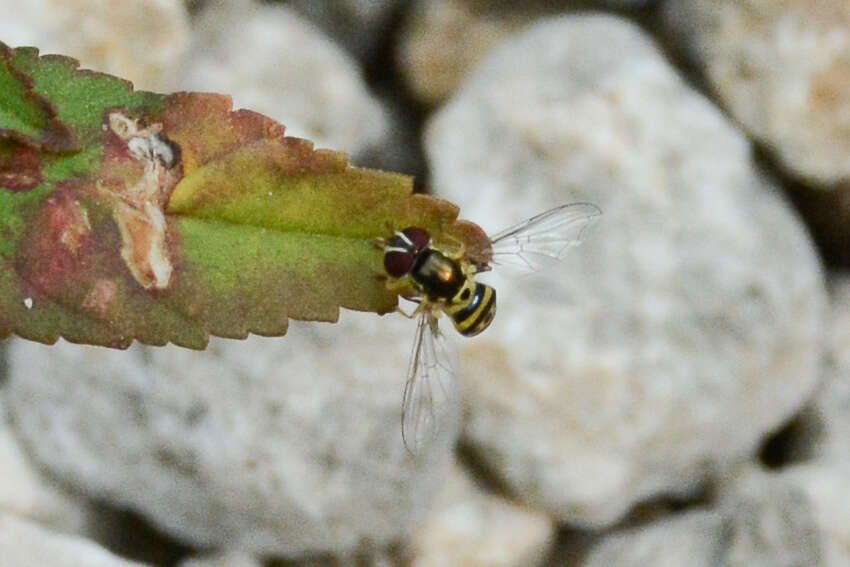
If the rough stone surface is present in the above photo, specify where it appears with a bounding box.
[600,0,654,5]
[287,0,402,58]
[6,310,459,556]
[179,551,261,567]
[793,275,850,460]
[582,470,825,567]
[410,465,555,567]
[425,14,825,527]
[398,0,534,105]
[780,461,850,567]
[0,390,89,535]
[0,513,148,567]
[398,1,656,105]
[181,0,389,160]
[718,467,825,567]
[0,0,190,91]
[787,182,850,267]
[664,0,850,186]
[582,510,729,567]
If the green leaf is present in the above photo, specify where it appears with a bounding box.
[0,43,490,348]
[0,45,76,151]
[6,45,163,148]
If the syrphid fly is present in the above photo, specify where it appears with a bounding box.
[381,202,602,454]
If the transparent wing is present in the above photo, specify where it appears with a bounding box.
[401,310,456,455]
[487,202,602,272]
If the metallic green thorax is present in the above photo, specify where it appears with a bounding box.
[407,246,497,337]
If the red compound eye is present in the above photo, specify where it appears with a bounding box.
[401,227,430,252]
[384,250,415,278]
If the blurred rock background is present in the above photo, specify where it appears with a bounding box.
[0,0,848,565]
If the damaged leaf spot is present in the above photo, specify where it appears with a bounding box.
[59,199,90,253]
[46,191,91,256]
[114,200,172,290]
[17,188,93,292]
[109,112,180,168]
[0,142,42,191]
[82,278,118,318]
[99,111,182,290]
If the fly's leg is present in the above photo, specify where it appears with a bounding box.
[395,301,424,319]
[387,277,425,319]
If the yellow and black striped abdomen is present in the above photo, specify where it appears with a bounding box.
[447,282,497,337]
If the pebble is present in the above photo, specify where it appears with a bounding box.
[287,0,402,58]
[0,513,148,567]
[664,0,850,186]
[0,0,190,92]
[6,311,459,556]
[0,390,90,535]
[409,465,555,567]
[582,469,825,567]
[181,0,389,159]
[794,275,850,460]
[425,13,825,527]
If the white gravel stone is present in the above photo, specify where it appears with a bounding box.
[795,275,850,460]
[6,311,459,556]
[398,0,534,105]
[399,1,657,105]
[181,0,389,159]
[425,14,825,528]
[0,0,190,92]
[718,467,825,567]
[599,0,654,5]
[0,390,89,535]
[287,0,402,58]
[780,461,850,567]
[663,0,850,186]
[0,512,148,567]
[179,551,261,567]
[409,465,555,567]
[582,510,729,567]
[582,470,825,567]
